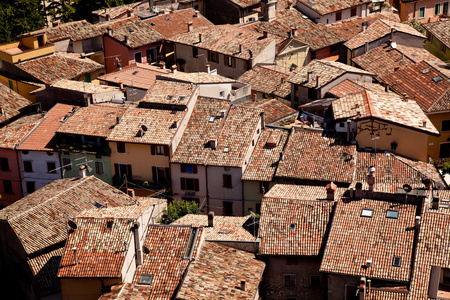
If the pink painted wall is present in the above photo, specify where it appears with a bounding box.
[0,149,23,206]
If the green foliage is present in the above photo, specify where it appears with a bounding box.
[46,0,77,23]
[402,18,426,35]
[73,0,125,23]
[442,161,450,175]
[0,0,44,43]
[158,200,201,224]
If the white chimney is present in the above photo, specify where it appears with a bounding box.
[72,247,78,265]
[367,166,375,191]
[79,165,87,178]
[206,64,211,73]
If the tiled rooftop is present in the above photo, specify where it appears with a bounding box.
[228,0,260,8]
[51,79,121,94]
[0,176,134,255]
[56,103,127,138]
[332,89,439,135]
[16,53,103,85]
[207,105,262,167]
[298,0,371,15]
[106,104,186,145]
[93,1,146,18]
[143,8,213,39]
[289,59,374,87]
[99,283,151,300]
[344,19,425,50]
[28,246,64,296]
[423,19,450,49]
[98,17,163,48]
[19,20,104,42]
[157,72,236,84]
[0,83,32,124]
[98,63,171,90]
[276,128,356,184]
[238,64,293,98]
[379,61,450,112]
[141,79,194,105]
[18,103,78,151]
[259,184,340,256]
[240,98,296,124]
[131,225,204,299]
[176,241,265,300]
[327,79,385,98]
[0,114,42,150]
[172,214,255,241]
[320,197,417,282]
[241,128,289,181]
[171,97,230,165]
[169,24,274,60]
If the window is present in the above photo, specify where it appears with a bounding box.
[209,51,217,63]
[339,122,345,128]
[256,203,261,214]
[351,7,357,17]
[223,201,233,216]
[392,256,402,267]
[225,56,235,67]
[139,274,154,285]
[442,120,450,131]
[336,11,342,21]
[180,178,200,191]
[117,142,126,153]
[435,3,441,15]
[219,90,225,98]
[106,221,113,229]
[23,161,33,173]
[62,157,72,171]
[3,180,13,194]
[147,48,157,62]
[151,144,168,156]
[0,158,9,171]
[419,6,425,18]
[95,161,104,175]
[85,73,91,83]
[444,2,449,15]
[26,181,35,194]
[284,274,296,289]
[310,275,321,288]
[386,210,399,219]
[440,143,450,158]
[47,162,57,174]
[223,174,232,188]
[361,208,373,218]
[181,164,197,174]
[152,166,169,182]
[259,181,269,194]
[193,47,198,58]
[441,42,447,53]
[286,257,298,265]
[134,51,142,63]
[310,50,316,60]
[114,163,132,180]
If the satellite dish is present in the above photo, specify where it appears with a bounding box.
[403,184,412,193]
[141,125,148,132]
[68,220,78,230]
[391,42,397,49]
[435,182,445,190]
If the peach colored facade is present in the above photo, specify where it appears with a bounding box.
[103,35,161,73]
[390,0,447,23]
[0,149,23,206]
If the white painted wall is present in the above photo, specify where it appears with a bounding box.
[171,164,208,210]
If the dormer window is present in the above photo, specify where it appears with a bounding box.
[361,209,373,218]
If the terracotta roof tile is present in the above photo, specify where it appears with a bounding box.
[157,72,236,84]
[176,242,265,300]
[0,83,32,124]
[18,103,78,151]
[327,79,385,98]
[238,64,293,98]
[228,0,260,8]
[240,98,296,123]
[0,176,134,255]
[99,283,151,300]
[56,103,127,138]
[299,0,371,15]
[93,1,146,19]
[241,127,289,181]
[276,128,356,184]
[27,246,64,296]
[16,53,103,85]
[0,114,42,149]
[143,8,213,39]
[172,214,255,241]
[171,97,230,165]
[320,197,417,282]
[260,184,343,256]
[379,61,450,112]
[141,79,195,105]
[423,19,450,49]
[51,79,121,94]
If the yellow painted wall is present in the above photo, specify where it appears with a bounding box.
[60,278,120,300]
[356,121,430,161]
[427,112,450,159]
[424,35,450,63]
[0,74,38,102]
[0,44,55,63]
[109,142,170,181]
[276,41,309,69]
[243,180,275,214]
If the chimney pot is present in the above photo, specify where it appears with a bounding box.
[79,165,87,178]
[171,64,177,73]
[355,182,363,199]
[423,119,427,127]
[326,182,337,200]
[385,84,389,92]
[208,211,214,227]
[187,21,193,32]
[367,166,375,191]
[72,247,78,265]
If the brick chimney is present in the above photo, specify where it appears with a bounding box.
[367,166,375,191]
[326,182,337,200]
[355,182,362,200]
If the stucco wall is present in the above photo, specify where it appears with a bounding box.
[60,278,120,300]
[327,273,360,300]
[426,111,450,159]
[0,149,23,206]
[59,152,113,184]
[207,166,244,215]
[277,41,309,69]
[171,163,207,209]
[424,32,450,62]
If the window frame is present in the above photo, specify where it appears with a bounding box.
[350,7,357,17]
[435,3,441,15]
[23,160,33,173]
[223,174,232,188]
[134,51,142,63]
[335,11,342,21]
[116,142,126,153]
[47,161,57,174]
[441,120,450,131]
[95,161,105,175]
[392,256,402,267]
[361,208,374,218]
[3,180,13,194]
[26,181,35,194]
[419,6,426,19]
[284,274,297,289]
[180,177,200,191]
[0,157,9,171]
[62,157,72,171]
[209,51,217,63]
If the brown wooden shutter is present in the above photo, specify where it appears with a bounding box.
[180,178,186,190]
[151,145,156,155]
[194,179,199,191]
[152,167,157,181]
[181,164,186,173]
[193,165,197,174]
[164,145,169,156]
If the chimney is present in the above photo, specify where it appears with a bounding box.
[209,139,216,149]
[390,27,394,39]
[307,70,313,83]
[127,8,132,17]
[220,110,226,118]
[127,188,135,200]
[432,196,440,209]
[79,165,87,178]
[385,84,389,92]
[415,216,421,229]
[401,52,404,60]
[260,111,265,130]
[239,44,243,53]
[240,280,246,291]
[359,277,367,300]
[422,177,431,190]
[326,182,337,200]
[149,0,155,7]
[116,116,121,124]
[290,27,297,38]
[315,75,321,88]
[355,182,362,200]
[263,31,268,39]
[171,64,177,73]
[206,64,211,73]
[367,166,375,192]
[124,36,128,44]
[72,247,78,265]
[422,119,427,127]
[187,21,193,32]
[403,94,408,102]
[133,222,143,266]
[261,0,277,21]
[107,27,113,36]
[106,13,111,21]
[362,22,367,32]
[253,94,257,101]
[208,211,214,227]
[194,10,199,17]
[198,33,202,43]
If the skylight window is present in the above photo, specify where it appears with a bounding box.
[289,223,296,230]
[386,210,399,219]
[209,116,215,123]
[165,17,171,21]
[132,71,139,75]
[94,202,103,208]
[179,96,185,101]
[167,95,173,100]
[139,274,154,285]
[433,76,443,83]
[392,256,401,267]
[223,147,229,153]
[422,69,430,74]
[361,209,374,218]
